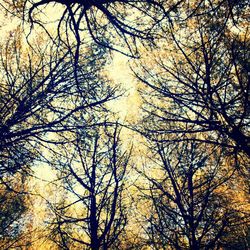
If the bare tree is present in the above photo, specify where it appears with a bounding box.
[23,0,171,57]
[0,29,116,177]
[132,5,250,247]
[138,141,249,250]
[0,1,249,249]
[48,124,131,249]
[0,27,117,248]
[0,0,190,60]
[134,3,249,160]
[21,0,249,49]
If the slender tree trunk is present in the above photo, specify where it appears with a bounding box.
[90,194,99,250]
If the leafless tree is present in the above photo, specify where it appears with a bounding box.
[0,30,116,178]
[137,141,249,250]
[0,29,118,248]
[48,124,131,249]
[0,0,187,59]
[134,4,249,160]
[24,0,170,57]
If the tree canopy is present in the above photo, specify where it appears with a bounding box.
[0,0,249,249]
